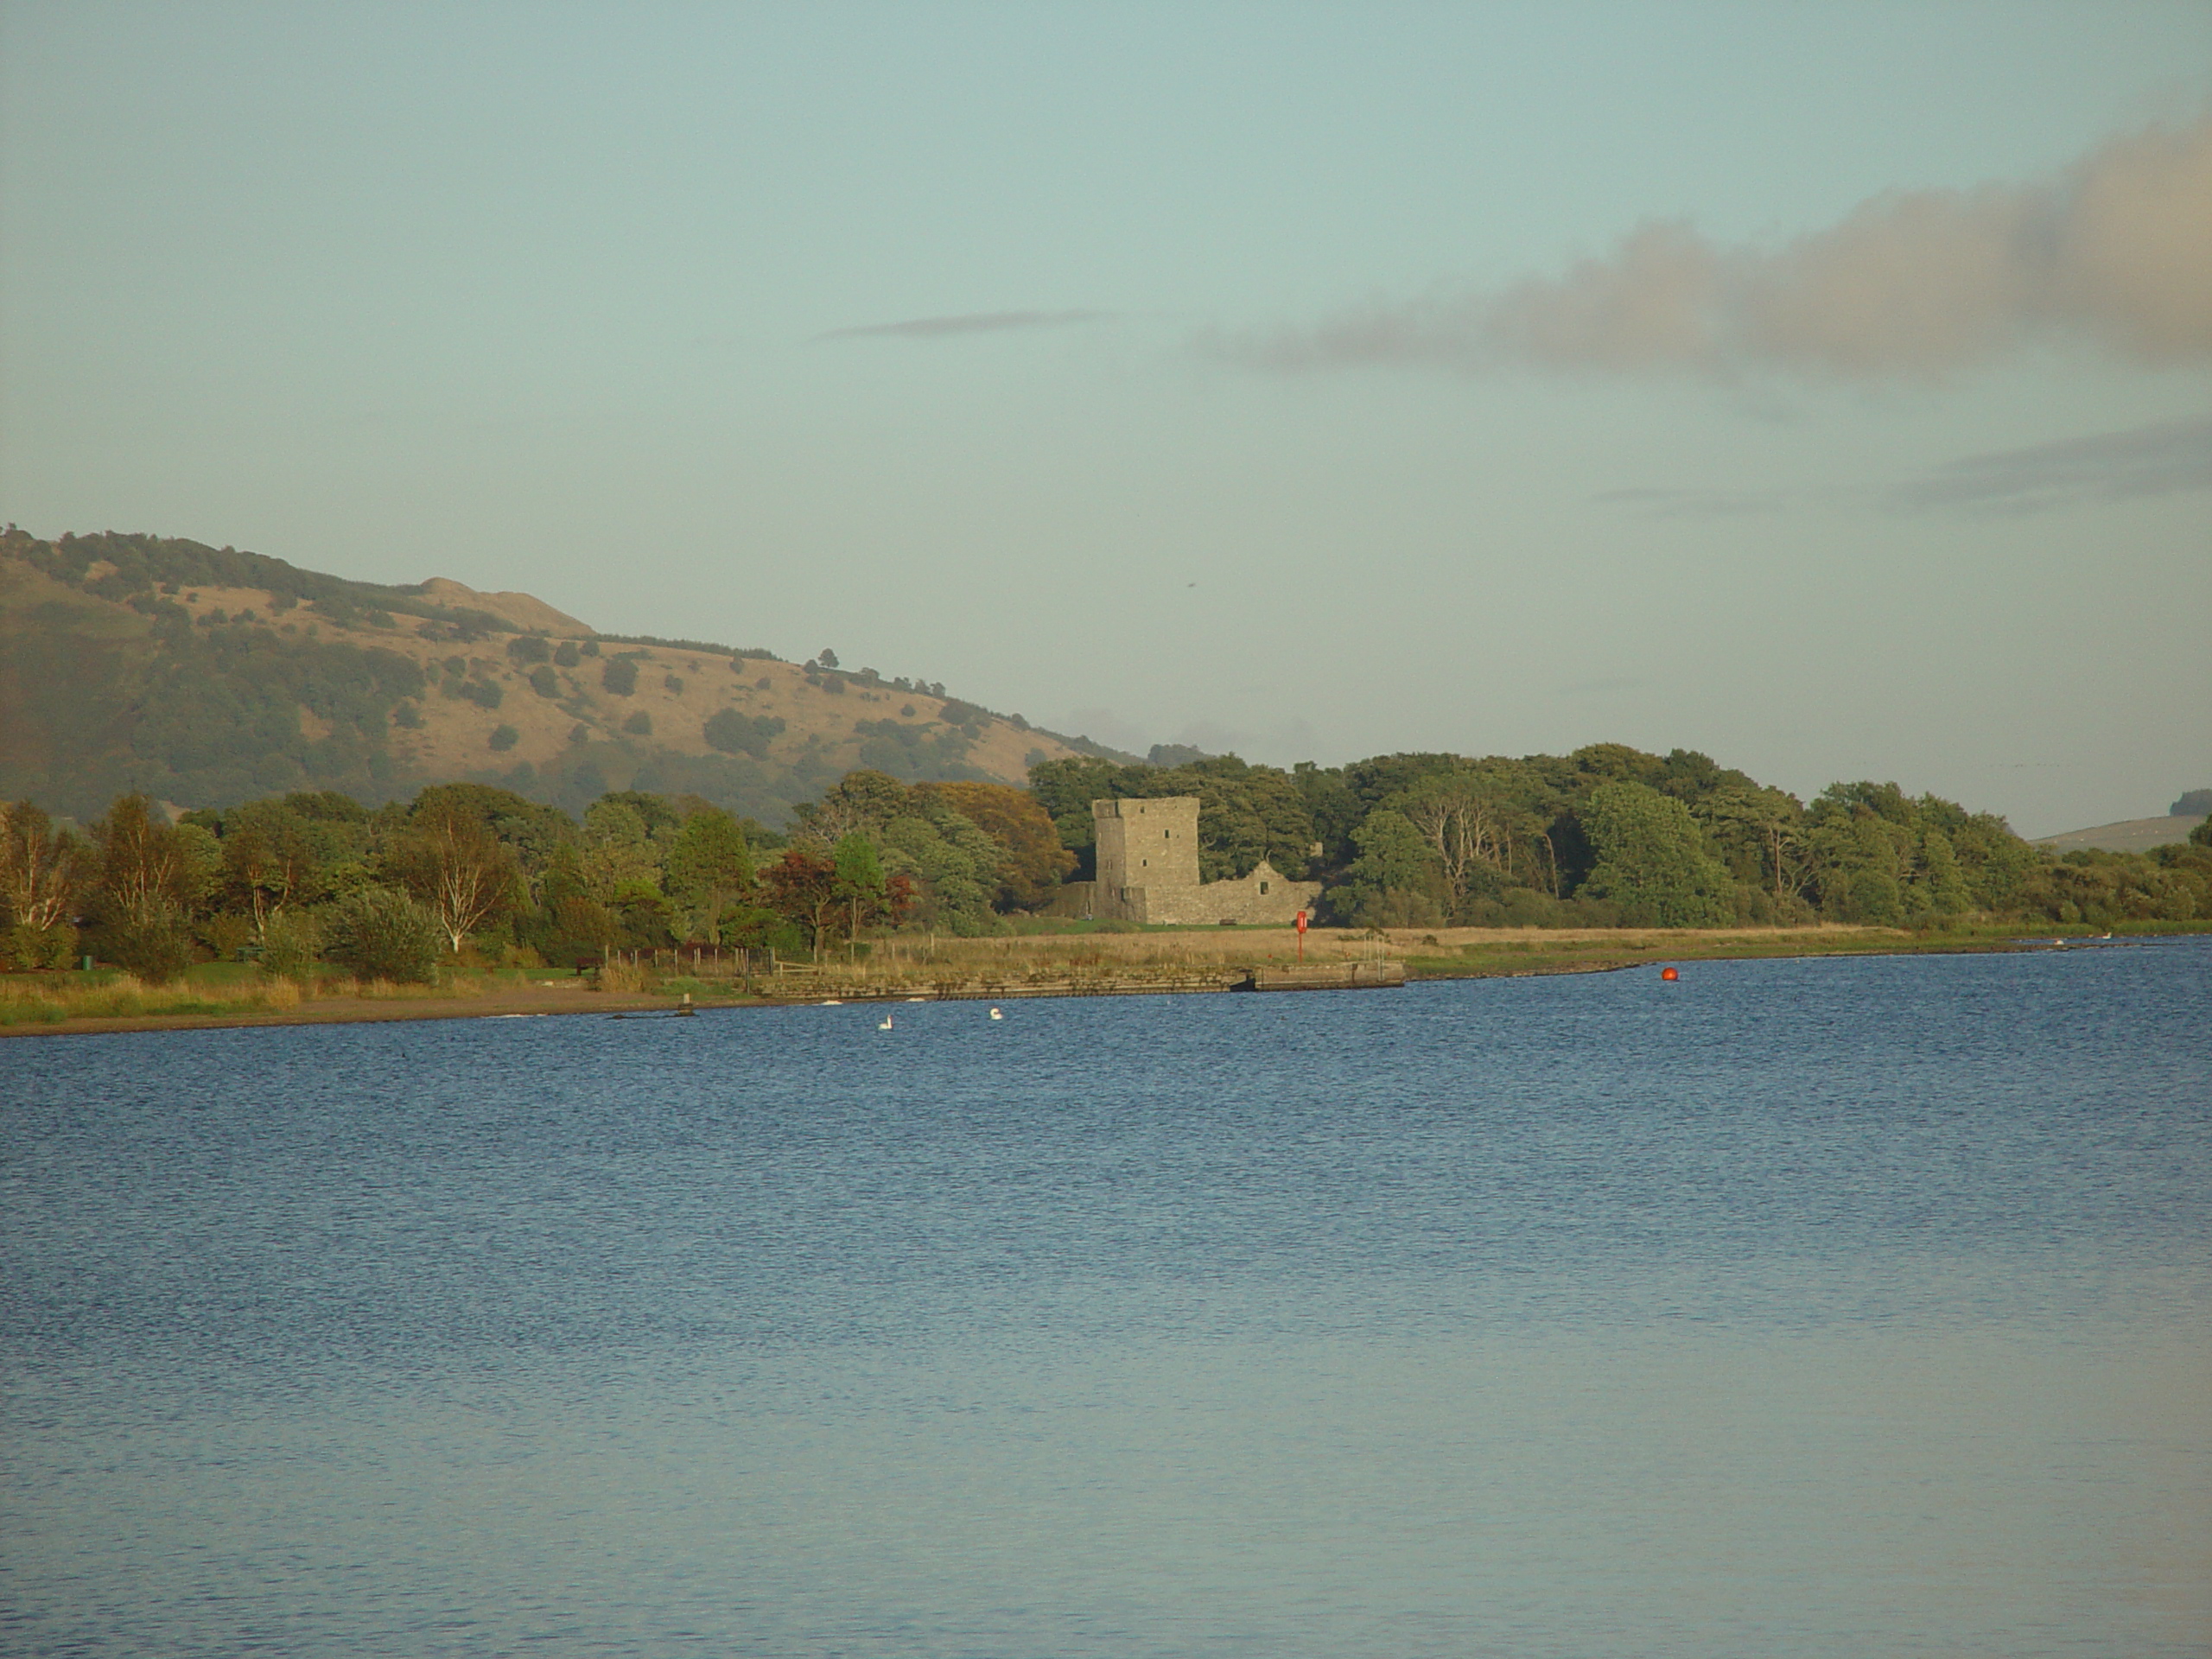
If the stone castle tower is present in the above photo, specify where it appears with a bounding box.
[1094,797,1201,896]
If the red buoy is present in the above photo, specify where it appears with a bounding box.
[1660,966,1680,982]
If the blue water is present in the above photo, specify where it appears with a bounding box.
[3,944,2208,1657]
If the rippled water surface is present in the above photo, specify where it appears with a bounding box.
[4,944,2209,1656]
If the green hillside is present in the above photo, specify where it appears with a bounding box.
[0,528,1098,822]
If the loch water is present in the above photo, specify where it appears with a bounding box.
[3,942,2208,1657]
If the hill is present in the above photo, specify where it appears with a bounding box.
[0,528,1102,822]
[2031,815,2205,855]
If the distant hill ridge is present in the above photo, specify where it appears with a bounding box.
[0,527,1119,822]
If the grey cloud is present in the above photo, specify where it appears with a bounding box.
[816,309,1109,341]
[1891,416,2212,512]
[1213,118,2212,379]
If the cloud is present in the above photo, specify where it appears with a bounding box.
[1890,415,2212,511]
[815,309,1109,341]
[1211,118,2212,379]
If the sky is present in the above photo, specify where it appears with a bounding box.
[3,3,2208,836]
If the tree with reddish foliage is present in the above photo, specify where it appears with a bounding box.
[762,844,841,959]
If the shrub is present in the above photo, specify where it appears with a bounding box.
[530,665,559,697]
[554,641,582,668]
[392,702,423,728]
[623,711,652,736]
[507,635,550,665]
[489,723,520,751]
[3,921,78,971]
[259,910,321,981]
[104,913,196,985]
[323,886,441,982]
[601,658,639,696]
[664,674,685,695]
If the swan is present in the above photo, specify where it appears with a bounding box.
[878,1014,894,1030]
[988,1007,1003,1020]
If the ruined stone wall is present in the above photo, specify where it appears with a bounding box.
[1122,861,1321,925]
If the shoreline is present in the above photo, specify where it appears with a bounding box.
[0,925,2158,1041]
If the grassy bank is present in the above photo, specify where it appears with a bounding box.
[3,919,2193,1038]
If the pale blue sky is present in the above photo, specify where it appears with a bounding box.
[4,3,2208,833]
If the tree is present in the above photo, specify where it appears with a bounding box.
[601,657,639,696]
[1577,782,1733,927]
[90,794,208,981]
[834,831,889,942]
[219,803,321,936]
[916,781,1076,909]
[664,809,754,943]
[0,801,86,969]
[1332,808,1445,928]
[386,797,521,953]
[704,708,785,757]
[795,770,911,842]
[762,845,842,957]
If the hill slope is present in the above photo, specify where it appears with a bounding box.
[2031,816,2203,855]
[1,529,1094,821]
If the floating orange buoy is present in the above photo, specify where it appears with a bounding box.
[1660,966,1680,982]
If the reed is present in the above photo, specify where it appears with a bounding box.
[0,971,305,1026]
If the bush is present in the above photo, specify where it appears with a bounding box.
[624,711,652,736]
[554,641,582,668]
[601,658,639,696]
[530,665,559,697]
[259,910,321,981]
[507,635,550,665]
[104,914,196,985]
[323,886,442,982]
[490,723,520,751]
[3,921,78,971]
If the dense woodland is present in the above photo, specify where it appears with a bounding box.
[3,746,2208,983]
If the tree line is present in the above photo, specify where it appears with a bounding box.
[3,745,2209,982]
[1027,747,2212,931]
[0,774,1072,983]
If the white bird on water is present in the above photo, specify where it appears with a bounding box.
[878,1014,894,1031]
[988,1007,1003,1020]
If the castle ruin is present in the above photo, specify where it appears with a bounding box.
[1086,797,1321,925]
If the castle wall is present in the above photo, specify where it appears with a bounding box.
[1089,793,1320,924]
[1116,860,1321,925]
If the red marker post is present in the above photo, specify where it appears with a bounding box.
[1295,908,1307,962]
